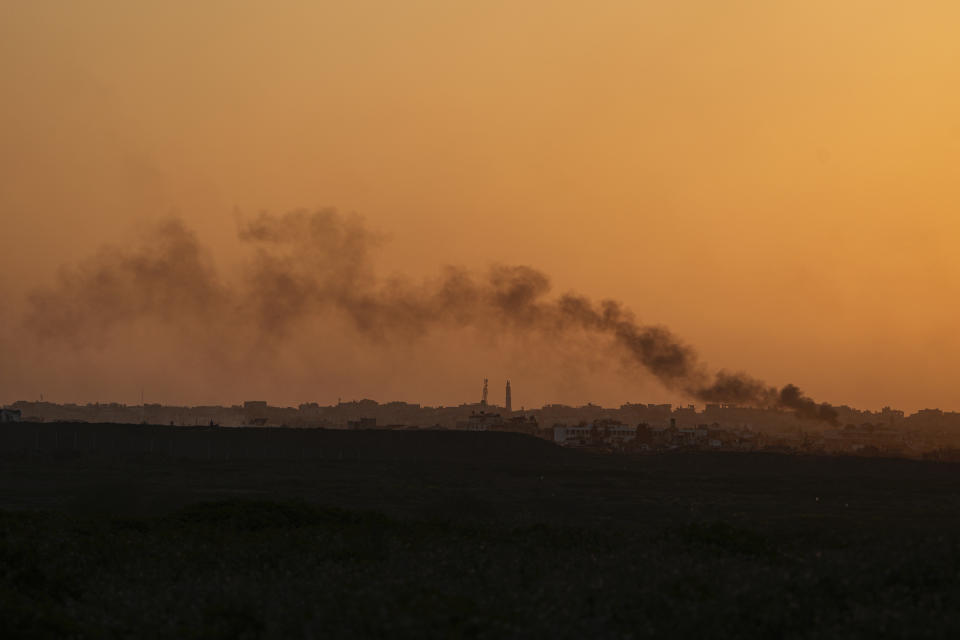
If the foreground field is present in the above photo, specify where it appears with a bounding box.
[2,425,960,638]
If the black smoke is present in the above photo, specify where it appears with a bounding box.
[25,209,839,423]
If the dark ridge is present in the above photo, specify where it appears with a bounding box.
[0,422,580,464]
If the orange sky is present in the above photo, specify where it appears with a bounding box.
[2,2,959,412]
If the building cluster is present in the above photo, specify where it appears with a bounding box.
[457,411,539,434]
[549,417,936,458]
[552,419,756,452]
[5,382,960,460]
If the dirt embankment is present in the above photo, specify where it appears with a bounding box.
[0,422,578,464]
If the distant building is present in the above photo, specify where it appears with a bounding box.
[459,411,504,431]
[347,418,377,430]
[603,423,638,445]
[880,406,905,425]
[675,427,709,445]
[499,414,538,435]
[553,421,637,447]
[0,409,21,423]
[243,400,269,425]
[553,424,593,446]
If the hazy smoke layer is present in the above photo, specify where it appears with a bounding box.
[26,209,838,423]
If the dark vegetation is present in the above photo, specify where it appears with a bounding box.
[2,424,960,638]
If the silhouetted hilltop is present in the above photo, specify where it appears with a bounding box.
[0,422,580,464]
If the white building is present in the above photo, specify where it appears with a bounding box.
[553,424,593,445]
[553,422,637,447]
[605,424,638,444]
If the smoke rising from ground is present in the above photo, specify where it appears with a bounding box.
[24,210,838,423]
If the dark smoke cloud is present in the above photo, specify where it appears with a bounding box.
[24,209,839,423]
[27,219,227,346]
[778,384,840,424]
[693,372,839,424]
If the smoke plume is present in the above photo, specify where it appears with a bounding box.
[25,209,838,423]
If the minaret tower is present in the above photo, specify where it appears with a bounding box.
[505,380,512,414]
[481,378,489,408]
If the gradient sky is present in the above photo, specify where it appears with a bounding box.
[2,2,959,412]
